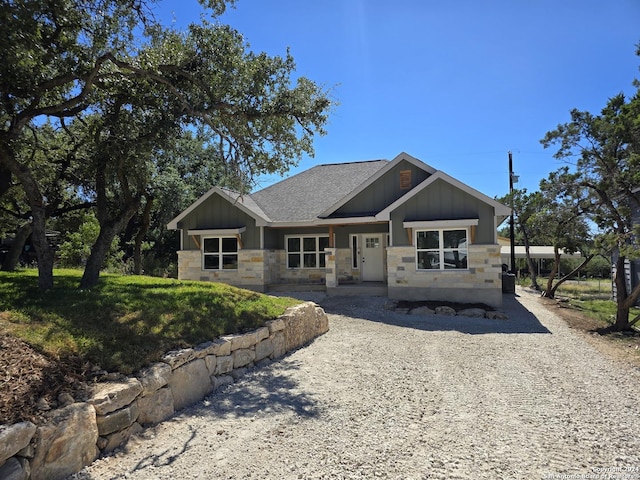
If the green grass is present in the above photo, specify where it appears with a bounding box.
[542,278,640,328]
[0,269,300,374]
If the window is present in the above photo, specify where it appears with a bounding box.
[203,237,238,270]
[416,229,468,270]
[351,235,359,269]
[286,235,330,268]
[365,237,380,249]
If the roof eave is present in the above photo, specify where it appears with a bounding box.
[266,216,381,228]
[376,171,511,221]
[167,187,270,230]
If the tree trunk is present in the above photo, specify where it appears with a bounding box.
[547,254,595,299]
[612,256,640,331]
[0,164,11,198]
[133,195,153,275]
[1,222,32,271]
[0,142,54,290]
[80,201,141,289]
[542,250,561,298]
[80,223,118,289]
[521,225,540,290]
[30,206,55,290]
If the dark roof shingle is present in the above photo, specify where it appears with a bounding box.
[251,160,388,222]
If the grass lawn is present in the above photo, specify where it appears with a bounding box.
[0,269,301,374]
[556,278,639,327]
[524,277,640,328]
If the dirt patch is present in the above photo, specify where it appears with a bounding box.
[537,295,640,370]
[0,333,91,424]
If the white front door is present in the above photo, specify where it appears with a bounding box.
[362,235,384,281]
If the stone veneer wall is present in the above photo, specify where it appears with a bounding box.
[272,250,326,285]
[387,244,503,307]
[323,248,362,288]
[334,248,361,284]
[0,302,329,480]
[177,249,268,292]
[178,249,332,288]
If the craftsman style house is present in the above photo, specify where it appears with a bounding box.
[168,152,510,307]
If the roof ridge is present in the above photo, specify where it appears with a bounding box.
[316,159,388,167]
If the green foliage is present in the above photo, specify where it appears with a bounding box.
[0,0,333,290]
[57,212,123,268]
[550,278,640,327]
[0,269,300,374]
[540,91,640,258]
[568,255,612,279]
[540,66,640,326]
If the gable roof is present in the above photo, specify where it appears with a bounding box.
[318,152,436,218]
[375,170,511,221]
[167,186,270,230]
[250,160,388,222]
[167,152,510,229]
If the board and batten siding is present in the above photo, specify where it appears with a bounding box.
[389,178,497,246]
[331,160,430,218]
[177,192,260,250]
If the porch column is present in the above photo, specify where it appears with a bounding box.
[324,247,337,288]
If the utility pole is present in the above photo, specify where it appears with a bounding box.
[508,151,516,274]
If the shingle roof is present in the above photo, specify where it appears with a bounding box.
[251,160,388,222]
[218,187,271,222]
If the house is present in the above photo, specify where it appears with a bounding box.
[497,236,584,276]
[167,152,511,307]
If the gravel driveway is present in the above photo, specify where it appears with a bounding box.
[72,287,640,480]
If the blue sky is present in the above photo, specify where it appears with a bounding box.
[155,0,640,199]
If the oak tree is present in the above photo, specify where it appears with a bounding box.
[541,85,640,330]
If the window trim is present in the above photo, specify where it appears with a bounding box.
[285,234,330,269]
[202,235,239,271]
[403,219,478,229]
[349,234,360,270]
[415,228,469,271]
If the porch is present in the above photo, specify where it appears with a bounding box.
[267,281,388,297]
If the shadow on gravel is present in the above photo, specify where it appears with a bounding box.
[206,361,320,418]
[314,293,551,335]
[169,358,321,422]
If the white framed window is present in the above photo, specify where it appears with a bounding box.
[203,236,238,270]
[415,228,468,270]
[286,235,330,268]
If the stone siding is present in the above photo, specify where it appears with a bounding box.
[177,249,268,292]
[334,248,361,284]
[272,250,327,285]
[387,244,503,307]
[0,303,329,480]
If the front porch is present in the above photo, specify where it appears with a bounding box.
[327,281,388,297]
[267,281,388,297]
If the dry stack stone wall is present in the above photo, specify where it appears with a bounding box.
[0,302,328,480]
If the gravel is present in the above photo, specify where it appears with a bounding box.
[71,287,640,479]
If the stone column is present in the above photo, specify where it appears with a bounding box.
[324,248,337,288]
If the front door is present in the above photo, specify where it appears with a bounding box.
[362,235,384,281]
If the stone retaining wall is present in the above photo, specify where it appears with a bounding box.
[0,302,329,480]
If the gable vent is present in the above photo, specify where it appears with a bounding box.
[400,170,412,190]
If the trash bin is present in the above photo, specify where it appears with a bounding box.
[502,273,516,293]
